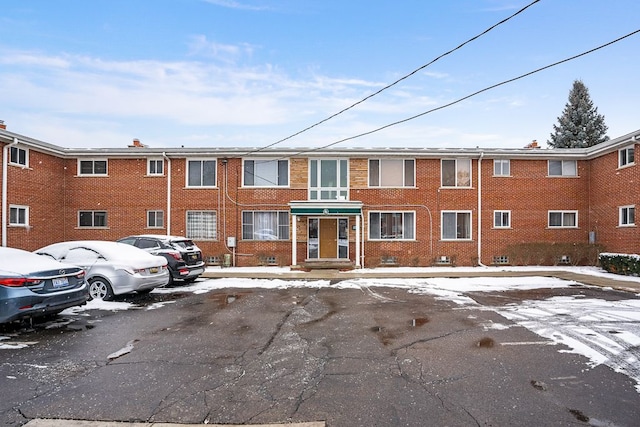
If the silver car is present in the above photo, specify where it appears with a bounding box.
[0,247,89,324]
[35,241,169,300]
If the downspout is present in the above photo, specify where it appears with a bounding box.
[477,152,487,267]
[2,138,19,247]
[162,152,171,236]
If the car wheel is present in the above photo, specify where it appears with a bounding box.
[88,277,114,301]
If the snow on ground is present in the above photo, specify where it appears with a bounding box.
[3,266,640,392]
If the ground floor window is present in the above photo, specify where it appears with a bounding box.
[619,205,635,226]
[242,211,289,240]
[368,211,415,240]
[78,210,107,228]
[187,210,216,239]
[493,210,511,228]
[9,205,28,226]
[548,211,577,228]
[442,211,471,240]
[147,210,164,228]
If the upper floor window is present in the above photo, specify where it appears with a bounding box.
[441,159,471,187]
[187,159,216,187]
[619,205,635,226]
[619,146,635,168]
[369,211,415,240]
[78,159,108,176]
[548,160,577,177]
[493,159,510,176]
[309,159,348,201]
[78,210,107,228]
[243,159,289,187]
[493,210,511,228]
[242,211,289,240]
[442,211,472,240]
[147,210,164,228]
[9,146,28,167]
[186,210,216,239]
[148,159,164,176]
[369,159,415,187]
[548,211,577,228]
[9,205,28,226]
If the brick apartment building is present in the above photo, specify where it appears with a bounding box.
[1,121,638,268]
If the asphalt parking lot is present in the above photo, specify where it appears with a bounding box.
[2,275,640,426]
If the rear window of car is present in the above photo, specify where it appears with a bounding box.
[172,240,195,249]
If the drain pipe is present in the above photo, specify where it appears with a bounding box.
[162,152,171,236]
[2,137,19,247]
[477,152,487,267]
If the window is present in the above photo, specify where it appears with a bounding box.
[620,205,635,226]
[147,210,164,228]
[493,159,510,176]
[493,210,511,228]
[78,211,107,227]
[187,160,216,187]
[548,211,577,228]
[78,159,108,175]
[243,159,289,186]
[148,159,164,175]
[9,146,27,167]
[186,211,216,239]
[442,211,471,240]
[9,205,28,226]
[619,146,635,168]
[369,159,415,187]
[548,160,577,176]
[369,212,415,240]
[242,211,289,240]
[441,159,471,187]
[492,255,509,265]
[309,159,348,200]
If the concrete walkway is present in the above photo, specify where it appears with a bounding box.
[201,267,640,294]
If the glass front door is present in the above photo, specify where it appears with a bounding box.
[307,217,349,260]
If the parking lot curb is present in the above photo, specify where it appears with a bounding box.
[24,420,326,427]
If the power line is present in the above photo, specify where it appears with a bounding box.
[243,0,542,156]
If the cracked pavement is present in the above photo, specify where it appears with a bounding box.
[1,284,640,426]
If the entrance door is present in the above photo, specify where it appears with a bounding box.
[319,218,337,258]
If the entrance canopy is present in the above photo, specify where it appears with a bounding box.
[288,201,363,216]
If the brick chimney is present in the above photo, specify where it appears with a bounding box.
[0,120,6,130]
[128,138,147,148]
[525,140,539,149]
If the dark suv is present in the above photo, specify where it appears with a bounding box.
[117,235,205,284]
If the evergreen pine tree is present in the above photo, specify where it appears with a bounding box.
[547,79,609,148]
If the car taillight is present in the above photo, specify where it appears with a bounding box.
[168,251,182,261]
[76,270,86,279]
[0,277,42,287]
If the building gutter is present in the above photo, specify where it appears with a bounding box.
[2,138,19,247]
[477,152,486,266]
[162,152,171,236]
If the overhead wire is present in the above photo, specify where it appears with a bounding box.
[242,0,542,156]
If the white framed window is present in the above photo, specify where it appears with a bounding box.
[442,211,472,240]
[369,211,415,240]
[243,159,289,187]
[186,210,216,239]
[619,146,635,168]
[148,159,164,176]
[242,211,289,240]
[78,210,107,228]
[9,146,28,167]
[493,159,510,176]
[548,211,578,228]
[147,210,164,228]
[619,205,635,226]
[187,159,217,187]
[493,210,511,228]
[9,205,28,226]
[548,160,577,177]
[369,159,415,187]
[309,159,348,201]
[78,159,108,176]
[441,159,471,187]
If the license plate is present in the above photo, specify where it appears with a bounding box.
[52,277,69,288]
[190,254,197,260]
[149,267,158,274]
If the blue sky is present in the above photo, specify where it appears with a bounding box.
[1,0,638,149]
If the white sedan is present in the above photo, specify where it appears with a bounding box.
[35,241,169,300]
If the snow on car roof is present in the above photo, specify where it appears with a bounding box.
[36,240,165,262]
[0,247,79,275]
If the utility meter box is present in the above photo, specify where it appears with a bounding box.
[227,236,236,248]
